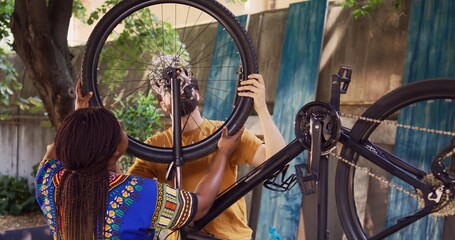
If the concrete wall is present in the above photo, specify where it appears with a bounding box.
[314,1,412,239]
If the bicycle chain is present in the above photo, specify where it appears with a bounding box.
[329,112,455,215]
[329,152,419,198]
[340,113,455,136]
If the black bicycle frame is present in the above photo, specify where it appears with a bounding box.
[338,130,438,239]
[193,138,306,228]
[190,66,440,240]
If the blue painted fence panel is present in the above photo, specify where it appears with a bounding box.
[387,0,455,239]
[256,1,328,239]
[202,15,247,120]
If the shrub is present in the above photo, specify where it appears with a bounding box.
[0,175,39,216]
[113,92,163,172]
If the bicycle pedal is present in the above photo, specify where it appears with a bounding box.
[263,164,298,192]
[295,164,317,195]
[337,65,352,94]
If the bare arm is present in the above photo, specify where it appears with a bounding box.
[237,74,286,167]
[192,127,244,220]
[42,79,93,161]
[42,143,56,160]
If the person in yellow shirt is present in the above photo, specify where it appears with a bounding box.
[129,56,286,239]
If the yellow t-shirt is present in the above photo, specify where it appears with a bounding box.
[128,119,262,239]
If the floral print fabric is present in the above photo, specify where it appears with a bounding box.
[35,159,197,240]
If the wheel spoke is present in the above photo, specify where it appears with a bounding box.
[82,0,257,162]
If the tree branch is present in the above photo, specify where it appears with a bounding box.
[49,0,73,53]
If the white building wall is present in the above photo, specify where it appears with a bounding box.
[67,0,308,47]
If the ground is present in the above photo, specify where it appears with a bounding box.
[0,212,46,231]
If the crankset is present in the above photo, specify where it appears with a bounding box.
[294,101,341,154]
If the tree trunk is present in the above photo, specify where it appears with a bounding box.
[11,0,76,129]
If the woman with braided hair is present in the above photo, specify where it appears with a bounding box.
[35,80,243,239]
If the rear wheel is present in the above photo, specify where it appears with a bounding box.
[335,79,455,239]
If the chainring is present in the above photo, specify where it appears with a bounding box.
[294,101,341,153]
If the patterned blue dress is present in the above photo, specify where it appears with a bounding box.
[35,159,197,239]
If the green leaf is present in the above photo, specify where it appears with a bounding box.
[28,96,43,106]
[12,81,22,90]
[40,120,52,128]
[0,175,40,215]
[340,0,401,19]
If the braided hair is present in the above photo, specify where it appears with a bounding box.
[54,107,120,240]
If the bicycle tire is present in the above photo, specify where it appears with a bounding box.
[82,0,258,163]
[335,78,455,239]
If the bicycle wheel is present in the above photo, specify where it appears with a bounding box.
[335,79,455,239]
[82,0,257,163]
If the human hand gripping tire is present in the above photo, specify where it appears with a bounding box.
[193,126,245,220]
[217,126,245,157]
[237,74,286,166]
[237,74,268,116]
[75,79,93,110]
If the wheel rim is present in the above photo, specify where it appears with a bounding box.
[336,79,455,239]
[82,0,257,162]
